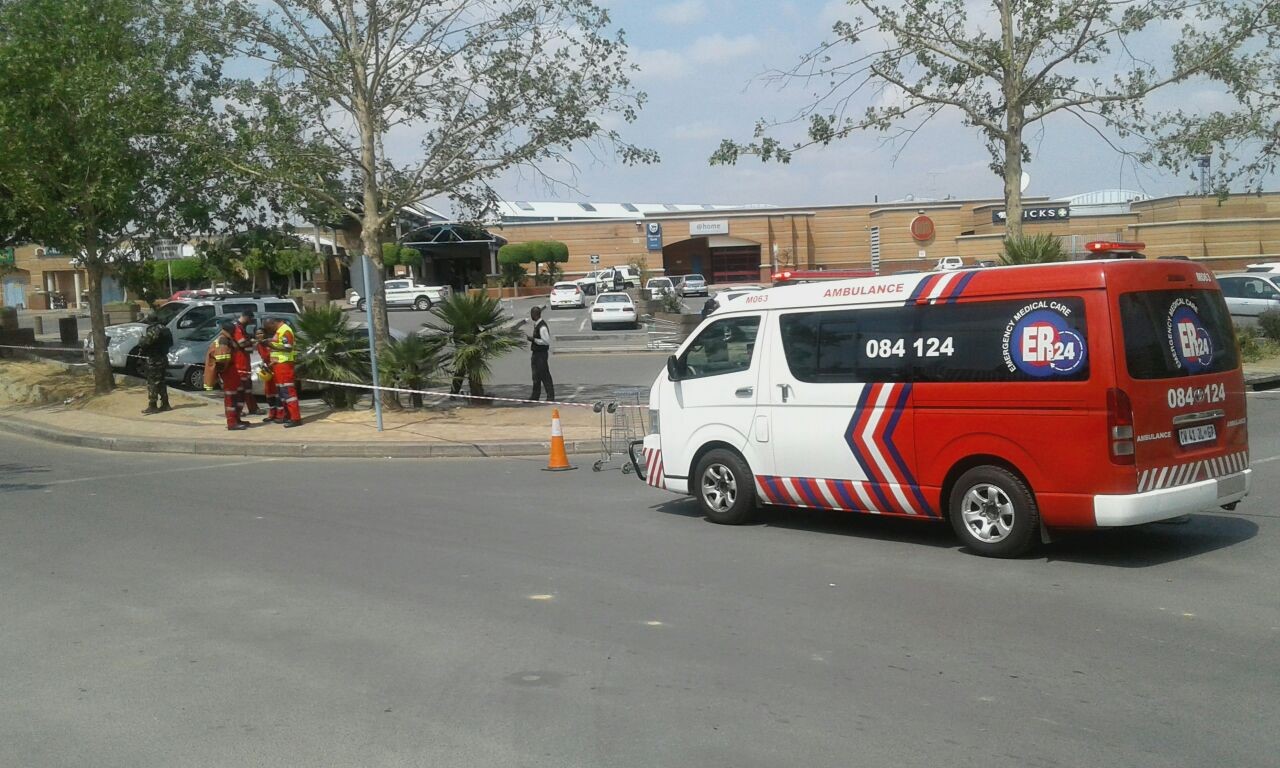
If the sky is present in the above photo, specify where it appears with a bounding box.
[486,0,1240,209]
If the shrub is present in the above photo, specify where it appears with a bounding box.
[422,293,524,401]
[1000,234,1067,265]
[660,290,684,314]
[1259,309,1280,342]
[294,305,370,409]
[379,333,445,409]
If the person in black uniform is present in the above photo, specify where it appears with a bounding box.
[528,306,555,402]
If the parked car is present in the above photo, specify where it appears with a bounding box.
[597,266,641,290]
[590,292,638,330]
[646,277,675,298]
[86,295,301,374]
[167,312,405,393]
[166,311,297,390]
[549,281,587,309]
[1218,273,1280,324]
[1244,262,1280,273]
[573,270,607,295]
[677,274,709,297]
[348,278,449,312]
[935,256,964,270]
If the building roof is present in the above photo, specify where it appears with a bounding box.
[492,200,776,222]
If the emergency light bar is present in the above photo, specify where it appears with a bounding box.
[1085,241,1146,253]
[1084,241,1146,260]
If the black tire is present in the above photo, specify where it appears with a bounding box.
[947,465,1039,557]
[183,365,204,389]
[693,448,757,525]
[357,298,366,312]
[414,296,432,311]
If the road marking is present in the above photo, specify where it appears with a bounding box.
[38,458,278,487]
[1252,454,1280,465]
[528,594,554,601]
[644,620,664,627]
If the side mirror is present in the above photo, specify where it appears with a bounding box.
[666,354,682,382]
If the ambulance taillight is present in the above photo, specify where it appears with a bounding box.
[1107,388,1136,465]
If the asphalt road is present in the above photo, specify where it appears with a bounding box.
[3,394,1279,767]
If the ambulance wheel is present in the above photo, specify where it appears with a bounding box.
[695,449,756,525]
[948,466,1039,558]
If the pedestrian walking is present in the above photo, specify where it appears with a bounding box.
[137,312,173,414]
[232,310,261,417]
[263,317,302,428]
[528,305,555,402]
[255,326,282,423]
[204,321,247,431]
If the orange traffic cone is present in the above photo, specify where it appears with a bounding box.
[543,408,576,472]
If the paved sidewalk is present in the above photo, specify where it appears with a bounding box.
[0,380,626,459]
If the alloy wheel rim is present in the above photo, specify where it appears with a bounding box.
[701,464,737,512]
[960,484,1015,543]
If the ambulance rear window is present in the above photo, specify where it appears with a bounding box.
[1120,290,1238,379]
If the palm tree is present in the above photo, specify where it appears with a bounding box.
[294,305,370,409]
[1000,234,1068,265]
[379,333,446,409]
[423,293,524,402]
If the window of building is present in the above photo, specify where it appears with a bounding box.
[621,203,639,213]
[578,203,597,212]
[663,204,680,212]
[515,201,535,211]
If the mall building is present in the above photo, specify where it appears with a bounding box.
[494,189,1280,284]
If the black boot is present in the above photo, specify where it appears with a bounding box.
[141,404,160,415]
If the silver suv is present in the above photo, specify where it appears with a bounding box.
[86,295,300,373]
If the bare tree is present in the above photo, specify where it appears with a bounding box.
[711,0,1279,237]
[209,0,656,358]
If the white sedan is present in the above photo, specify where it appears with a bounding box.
[548,281,587,309]
[590,292,638,330]
[646,277,675,297]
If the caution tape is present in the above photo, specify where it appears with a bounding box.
[2,342,649,410]
[300,377,648,410]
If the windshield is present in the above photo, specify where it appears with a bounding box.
[597,294,631,304]
[648,279,672,287]
[684,275,705,282]
[155,302,190,324]
[553,283,577,290]
[1120,289,1239,379]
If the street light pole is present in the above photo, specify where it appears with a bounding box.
[362,254,384,432]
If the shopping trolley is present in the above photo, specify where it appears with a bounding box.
[592,388,646,472]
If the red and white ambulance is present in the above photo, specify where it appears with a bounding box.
[632,253,1250,556]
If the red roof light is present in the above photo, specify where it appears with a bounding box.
[1085,241,1146,253]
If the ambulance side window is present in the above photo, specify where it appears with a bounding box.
[680,316,761,379]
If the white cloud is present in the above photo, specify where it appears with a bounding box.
[670,121,723,141]
[688,34,763,65]
[632,48,689,80]
[654,0,707,25]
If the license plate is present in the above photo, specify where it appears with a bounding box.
[1178,424,1217,447]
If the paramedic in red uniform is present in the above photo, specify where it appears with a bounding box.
[255,326,281,423]
[205,321,247,431]
[231,309,260,417]
[264,317,302,428]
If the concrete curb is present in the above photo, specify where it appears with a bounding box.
[1244,372,1280,391]
[0,415,603,459]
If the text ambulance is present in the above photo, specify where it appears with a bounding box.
[632,257,1250,556]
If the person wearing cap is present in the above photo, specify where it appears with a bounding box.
[231,309,261,418]
[263,316,302,427]
[527,305,554,402]
[137,312,173,414]
[204,321,247,431]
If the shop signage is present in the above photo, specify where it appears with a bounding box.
[993,206,1070,224]
[690,219,729,236]
[646,222,663,251]
[910,215,935,242]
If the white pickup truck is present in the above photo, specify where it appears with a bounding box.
[349,278,450,311]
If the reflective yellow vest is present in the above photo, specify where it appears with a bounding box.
[271,324,296,364]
